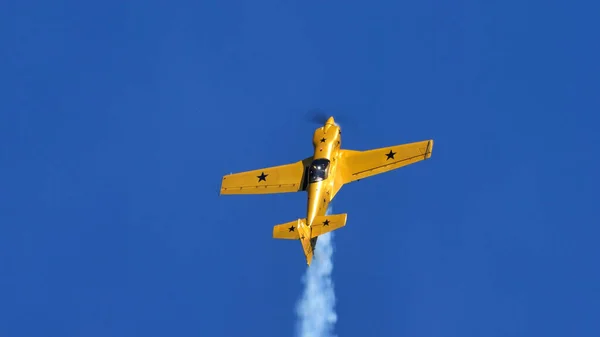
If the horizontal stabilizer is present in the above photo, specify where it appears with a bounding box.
[310,213,347,238]
[273,219,304,239]
[271,213,347,265]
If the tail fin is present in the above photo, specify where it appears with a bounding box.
[273,213,347,265]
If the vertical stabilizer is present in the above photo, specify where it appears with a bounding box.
[299,225,314,265]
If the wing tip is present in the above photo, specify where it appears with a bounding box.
[426,139,434,159]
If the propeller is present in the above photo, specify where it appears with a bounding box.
[305,108,331,125]
[305,108,355,127]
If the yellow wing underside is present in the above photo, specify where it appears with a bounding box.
[220,140,433,194]
[340,139,433,183]
[220,157,312,195]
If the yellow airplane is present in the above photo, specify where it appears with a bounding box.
[220,116,433,265]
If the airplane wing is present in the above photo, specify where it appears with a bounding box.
[220,157,312,195]
[340,139,433,184]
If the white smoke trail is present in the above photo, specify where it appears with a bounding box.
[295,206,337,337]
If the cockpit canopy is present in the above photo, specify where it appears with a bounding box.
[308,158,330,183]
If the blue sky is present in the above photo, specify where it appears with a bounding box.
[1,0,599,336]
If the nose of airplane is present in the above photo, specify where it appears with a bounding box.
[325,116,335,125]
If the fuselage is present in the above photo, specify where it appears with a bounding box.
[306,117,342,227]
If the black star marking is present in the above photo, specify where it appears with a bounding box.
[338,129,341,135]
[323,219,330,226]
[257,172,268,182]
[385,149,396,160]
[288,226,295,232]
[320,137,326,143]
[301,235,305,240]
